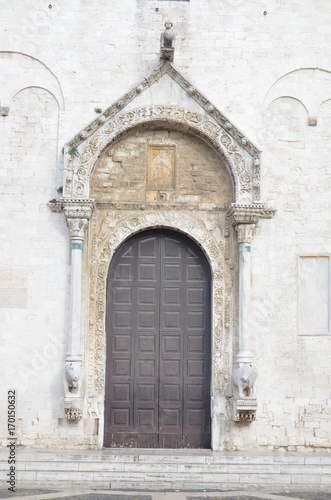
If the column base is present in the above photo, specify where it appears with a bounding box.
[235,350,253,363]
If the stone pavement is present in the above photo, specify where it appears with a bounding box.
[0,490,331,500]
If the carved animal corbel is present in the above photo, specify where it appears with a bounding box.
[160,22,175,62]
[233,362,258,422]
[233,362,258,399]
[64,361,82,398]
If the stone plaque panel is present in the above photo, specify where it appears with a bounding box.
[147,145,176,191]
[298,256,330,334]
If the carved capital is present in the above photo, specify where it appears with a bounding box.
[227,203,275,244]
[66,217,89,241]
[63,199,94,241]
[235,223,255,245]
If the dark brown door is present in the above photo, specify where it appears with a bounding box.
[104,230,211,448]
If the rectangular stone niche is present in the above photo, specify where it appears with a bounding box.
[298,256,330,335]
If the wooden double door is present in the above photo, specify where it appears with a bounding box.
[104,230,211,448]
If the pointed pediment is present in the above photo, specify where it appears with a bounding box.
[68,61,259,157]
[64,61,262,204]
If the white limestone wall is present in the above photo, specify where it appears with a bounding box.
[1,0,331,449]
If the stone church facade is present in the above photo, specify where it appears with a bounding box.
[1,1,331,452]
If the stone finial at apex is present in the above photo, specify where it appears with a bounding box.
[160,21,175,62]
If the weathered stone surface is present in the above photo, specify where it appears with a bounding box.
[1,1,331,454]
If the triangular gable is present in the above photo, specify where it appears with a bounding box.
[63,61,261,204]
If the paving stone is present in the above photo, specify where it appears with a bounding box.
[273,493,331,499]
[0,490,59,498]
[187,497,271,500]
[48,496,152,500]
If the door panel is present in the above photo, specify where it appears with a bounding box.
[104,230,211,448]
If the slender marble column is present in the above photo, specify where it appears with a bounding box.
[235,223,255,364]
[66,218,89,358]
[63,201,93,408]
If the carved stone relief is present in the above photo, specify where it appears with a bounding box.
[147,145,176,190]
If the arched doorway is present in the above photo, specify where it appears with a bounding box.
[104,229,211,448]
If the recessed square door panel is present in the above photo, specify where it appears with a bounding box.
[114,311,132,328]
[163,384,180,402]
[105,230,211,449]
[138,311,156,328]
[137,384,155,402]
[164,264,180,280]
[114,263,132,280]
[188,288,204,304]
[164,287,181,304]
[138,360,155,377]
[112,383,130,401]
[114,359,131,376]
[187,335,204,353]
[139,287,157,304]
[163,359,180,377]
[139,263,157,280]
[138,335,156,352]
[114,287,132,304]
[163,335,180,352]
[114,335,131,352]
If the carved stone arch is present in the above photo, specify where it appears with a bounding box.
[63,61,262,205]
[88,210,230,392]
[68,108,243,201]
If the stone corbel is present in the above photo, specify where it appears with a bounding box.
[0,106,10,116]
[62,199,94,419]
[227,203,275,422]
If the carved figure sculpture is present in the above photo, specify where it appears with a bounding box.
[233,362,258,399]
[64,362,80,396]
[160,21,175,49]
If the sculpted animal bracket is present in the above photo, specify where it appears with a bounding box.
[233,362,258,422]
[64,361,83,398]
[160,22,175,62]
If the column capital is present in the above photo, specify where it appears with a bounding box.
[227,203,268,226]
[227,203,275,245]
[63,199,94,241]
[235,223,255,245]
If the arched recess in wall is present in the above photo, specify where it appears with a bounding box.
[0,52,64,112]
[265,97,309,144]
[264,68,331,127]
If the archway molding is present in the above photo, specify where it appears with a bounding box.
[57,59,275,446]
[86,209,233,449]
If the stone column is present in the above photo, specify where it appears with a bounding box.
[231,222,258,421]
[235,223,255,364]
[63,200,94,419]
